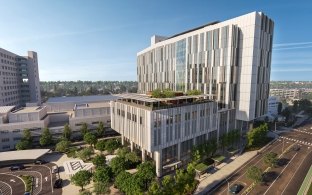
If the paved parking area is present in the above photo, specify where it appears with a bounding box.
[0,162,62,195]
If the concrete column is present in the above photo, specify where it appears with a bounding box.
[142,149,146,162]
[121,135,125,145]
[154,150,162,177]
[130,141,134,151]
[177,143,181,161]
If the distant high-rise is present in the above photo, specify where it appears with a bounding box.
[0,48,41,107]
[137,12,274,130]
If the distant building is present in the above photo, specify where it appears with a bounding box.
[0,48,41,107]
[111,94,217,176]
[268,96,279,116]
[270,88,301,101]
[0,95,119,151]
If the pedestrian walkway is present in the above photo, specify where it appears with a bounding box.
[194,151,257,194]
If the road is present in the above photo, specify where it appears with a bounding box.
[209,121,312,195]
[209,139,292,195]
[0,163,62,195]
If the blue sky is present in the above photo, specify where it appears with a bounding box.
[0,0,311,81]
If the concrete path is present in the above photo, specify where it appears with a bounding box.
[194,151,257,194]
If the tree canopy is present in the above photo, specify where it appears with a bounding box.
[55,140,71,153]
[263,152,278,168]
[40,128,53,146]
[71,170,92,191]
[63,124,72,140]
[246,166,263,184]
[92,154,106,167]
[84,132,97,147]
[96,121,105,138]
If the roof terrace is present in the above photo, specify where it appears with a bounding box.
[115,93,213,110]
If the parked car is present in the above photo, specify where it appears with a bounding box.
[10,164,25,171]
[34,159,47,165]
[292,145,300,151]
[51,165,58,173]
[24,192,31,195]
[53,179,63,188]
[229,184,243,194]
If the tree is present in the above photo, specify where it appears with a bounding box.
[80,123,89,136]
[293,100,299,112]
[55,140,70,153]
[92,154,106,167]
[136,161,156,190]
[174,163,196,194]
[96,122,105,138]
[263,152,278,168]
[191,146,201,163]
[63,124,72,140]
[115,171,142,195]
[105,139,120,154]
[93,166,113,184]
[40,128,53,146]
[246,166,263,184]
[77,147,93,161]
[95,140,106,153]
[219,133,229,152]
[147,181,161,195]
[16,140,31,150]
[71,170,92,191]
[247,123,268,147]
[93,181,110,195]
[23,129,32,143]
[125,152,140,164]
[84,132,97,148]
[110,156,126,175]
[117,147,130,158]
[161,175,174,194]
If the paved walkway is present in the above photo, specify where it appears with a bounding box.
[194,151,257,194]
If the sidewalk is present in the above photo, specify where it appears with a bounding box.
[194,151,257,194]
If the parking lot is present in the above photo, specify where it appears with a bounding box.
[209,122,312,195]
[0,162,62,195]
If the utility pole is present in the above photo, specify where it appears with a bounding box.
[227,179,230,195]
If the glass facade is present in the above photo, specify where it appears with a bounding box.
[175,39,186,91]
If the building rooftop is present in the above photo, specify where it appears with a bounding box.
[46,95,119,103]
[11,106,45,114]
[0,149,51,162]
[115,93,213,110]
[0,106,15,114]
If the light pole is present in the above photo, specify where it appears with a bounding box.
[282,137,285,153]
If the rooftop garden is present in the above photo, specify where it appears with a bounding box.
[150,88,201,98]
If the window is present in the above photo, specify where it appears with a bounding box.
[2,138,10,142]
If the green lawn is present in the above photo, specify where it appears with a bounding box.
[212,155,226,163]
[20,175,33,192]
[195,163,209,172]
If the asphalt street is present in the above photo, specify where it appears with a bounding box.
[0,163,62,195]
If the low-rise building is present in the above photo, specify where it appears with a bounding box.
[111,93,218,177]
[0,95,119,151]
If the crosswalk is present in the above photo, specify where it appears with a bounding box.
[293,129,312,135]
[0,181,12,195]
[279,136,312,146]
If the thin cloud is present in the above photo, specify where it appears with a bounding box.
[272,67,312,72]
[273,45,312,51]
[273,41,312,47]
